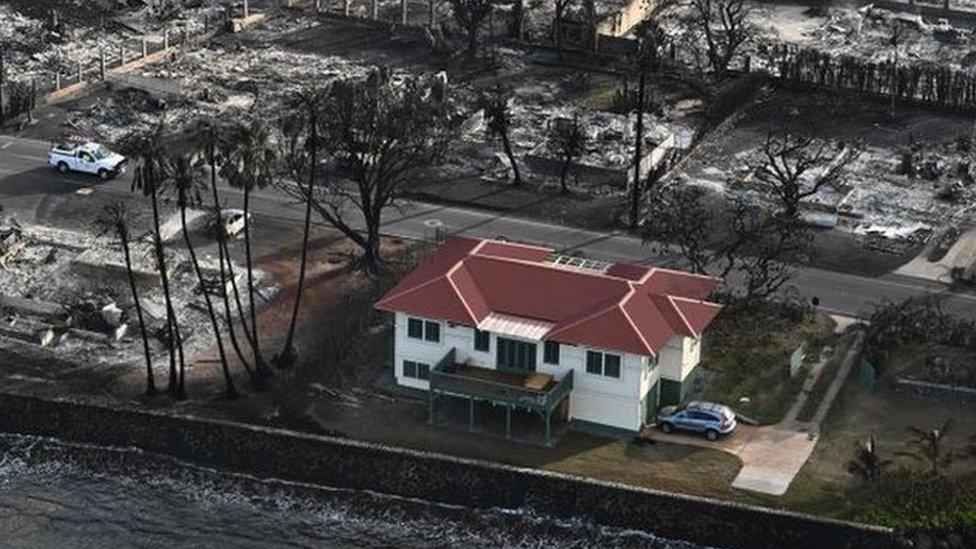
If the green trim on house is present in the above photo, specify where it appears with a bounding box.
[641,380,660,425]
[660,364,700,407]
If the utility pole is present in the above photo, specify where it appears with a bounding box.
[889,24,901,118]
[630,60,645,231]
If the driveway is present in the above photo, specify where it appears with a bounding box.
[643,329,865,496]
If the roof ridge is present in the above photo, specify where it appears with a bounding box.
[618,287,656,357]
[665,294,698,338]
[446,262,480,324]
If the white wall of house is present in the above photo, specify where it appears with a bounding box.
[392,312,670,431]
[659,336,701,383]
[393,312,446,390]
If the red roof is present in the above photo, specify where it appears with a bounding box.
[375,236,722,357]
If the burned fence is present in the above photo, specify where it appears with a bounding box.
[754,43,976,113]
[0,18,217,125]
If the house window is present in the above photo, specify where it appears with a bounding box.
[543,341,560,365]
[407,317,423,339]
[474,329,490,352]
[403,360,430,380]
[406,317,440,343]
[496,337,537,373]
[424,320,440,342]
[585,350,622,379]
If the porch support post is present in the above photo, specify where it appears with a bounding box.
[544,410,552,447]
[468,397,475,431]
[505,406,512,439]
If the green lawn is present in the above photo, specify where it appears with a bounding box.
[698,306,837,424]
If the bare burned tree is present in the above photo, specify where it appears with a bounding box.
[480,85,522,186]
[449,0,494,57]
[753,132,858,219]
[641,183,811,303]
[689,0,752,78]
[553,0,574,57]
[548,113,588,194]
[295,73,453,275]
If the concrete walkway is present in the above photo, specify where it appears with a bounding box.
[645,327,864,496]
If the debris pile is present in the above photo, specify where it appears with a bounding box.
[0,219,269,367]
[748,3,976,70]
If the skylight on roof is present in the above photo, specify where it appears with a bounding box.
[548,254,611,273]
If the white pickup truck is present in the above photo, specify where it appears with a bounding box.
[49,142,127,180]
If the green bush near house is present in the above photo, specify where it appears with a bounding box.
[698,304,836,424]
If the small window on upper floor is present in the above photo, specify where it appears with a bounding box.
[407,317,423,339]
[424,320,440,342]
[585,350,622,379]
[407,317,440,343]
[474,329,490,352]
[543,341,560,365]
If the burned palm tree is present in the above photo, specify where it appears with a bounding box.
[220,116,277,377]
[161,147,238,399]
[93,202,157,396]
[898,420,955,476]
[274,87,327,369]
[119,125,186,398]
[847,433,892,481]
[197,121,258,384]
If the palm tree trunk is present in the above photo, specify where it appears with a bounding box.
[500,129,522,186]
[280,113,317,368]
[630,68,645,231]
[216,237,255,378]
[242,186,269,378]
[121,230,156,396]
[179,194,237,399]
[147,167,184,397]
[207,149,255,380]
[220,236,257,353]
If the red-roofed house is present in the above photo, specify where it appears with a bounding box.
[375,236,723,442]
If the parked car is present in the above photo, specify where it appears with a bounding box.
[49,142,127,180]
[657,401,737,441]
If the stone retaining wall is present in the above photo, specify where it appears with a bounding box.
[0,392,898,549]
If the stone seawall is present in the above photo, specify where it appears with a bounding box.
[0,392,897,549]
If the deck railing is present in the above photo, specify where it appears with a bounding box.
[430,349,572,412]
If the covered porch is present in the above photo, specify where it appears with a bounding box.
[428,349,574,446]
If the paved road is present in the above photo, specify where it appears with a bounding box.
[3,135,975,319]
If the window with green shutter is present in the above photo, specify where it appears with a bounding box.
[585,351,622,378]
[474,329,490,352]
[424,321,440,342]
[586,351,602,374]
[603,354,621,378]
[407,318,423,339]
[543,341,560,365]
[403,360,431,380]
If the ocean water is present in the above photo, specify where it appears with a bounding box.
[0,433,704,548]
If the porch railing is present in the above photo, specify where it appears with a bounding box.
[430,349,573,412]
